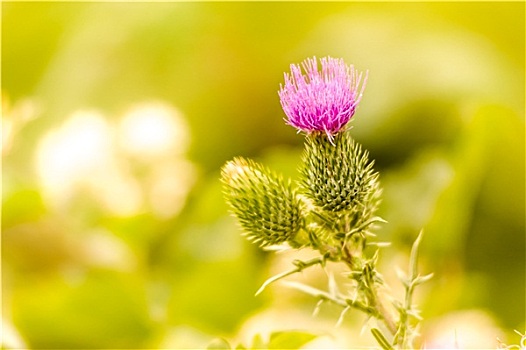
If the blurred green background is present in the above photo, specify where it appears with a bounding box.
[2,2,524,349]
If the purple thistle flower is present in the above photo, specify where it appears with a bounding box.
[279,56,367,138]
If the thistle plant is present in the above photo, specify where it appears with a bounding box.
[221,56,432,350]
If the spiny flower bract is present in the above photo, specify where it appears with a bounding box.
[221,157,303,247]
[301,132,381,230]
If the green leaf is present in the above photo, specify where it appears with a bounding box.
[267,331,318,349]
[370,328,394,350]
[409,230,424,280]
[207,337,231,349]
[250,334,266,349]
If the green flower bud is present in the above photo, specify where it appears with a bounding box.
[221,157,303,247]
[300,132,381,221]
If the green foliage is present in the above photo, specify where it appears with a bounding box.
[208,331,319,350]
[11,270,153,348]
[266,331,319,349]
[207,337,232,349]
[392,231,434,349]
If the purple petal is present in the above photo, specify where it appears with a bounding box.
[279,56,367,135]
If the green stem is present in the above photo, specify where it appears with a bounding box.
[393,231,433,349]
[255,256,325,296]
[396,230,424,349]
[365,267,397,335]
[284,280,378,316]
[342,244,397,336]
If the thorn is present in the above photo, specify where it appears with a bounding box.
[335,306,351,328]
[312,299,324,317]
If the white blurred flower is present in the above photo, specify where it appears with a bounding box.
[118,101,190,159]
[36,101,196,219]
[35,110,142,216]
[423,310,504,349]
[118,101,197,218]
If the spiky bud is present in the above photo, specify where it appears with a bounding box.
[221,157,303,247]
[300,132,381,228]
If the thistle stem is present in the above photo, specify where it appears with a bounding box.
[395,230,431,349]
[342,242,397,337]
[372,286,397,335]
[255,256,325,296]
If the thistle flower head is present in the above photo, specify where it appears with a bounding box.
[279,56,367,138]
[221,157,303,247]
[301,132,381,232]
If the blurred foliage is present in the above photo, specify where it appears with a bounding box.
[208,330,319,350]
[2,2,524,349]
